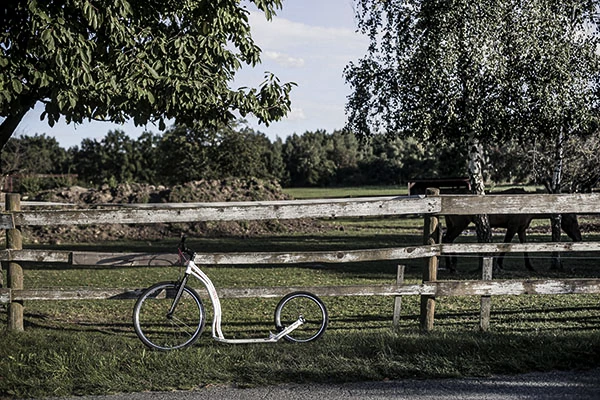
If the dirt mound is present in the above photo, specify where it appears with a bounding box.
[35,178,289,204]
[26,179,331,244]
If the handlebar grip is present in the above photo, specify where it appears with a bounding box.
[178,234,196,258]
[179,234,187,248]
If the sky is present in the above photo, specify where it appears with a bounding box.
[12,0,369,148]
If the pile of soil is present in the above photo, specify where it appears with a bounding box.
[24,179,332,244]
[33,178,290,204]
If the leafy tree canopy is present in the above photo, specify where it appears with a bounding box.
[0,0,294,150]
[345,0,600,146]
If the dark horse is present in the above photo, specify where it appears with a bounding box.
[442,190,582,272]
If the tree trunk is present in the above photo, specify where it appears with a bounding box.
[0,104,33,176]
[0,107,32,151]
[468,137,492,269]
[549,128,565,270]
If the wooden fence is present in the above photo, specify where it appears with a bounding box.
[1,191,600,333]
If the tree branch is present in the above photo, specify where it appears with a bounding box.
[0,97,37,153]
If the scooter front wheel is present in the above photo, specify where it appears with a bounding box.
[274,291,328,343]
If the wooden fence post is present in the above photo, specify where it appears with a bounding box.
[420,188,440,332]
[6,194,24,331]
[480,256,493,331]
[392,264,405,328]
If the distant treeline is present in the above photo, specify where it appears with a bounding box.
[1,123,536,192]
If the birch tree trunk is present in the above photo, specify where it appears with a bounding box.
[549,129,565,270]
[468,137,493,269]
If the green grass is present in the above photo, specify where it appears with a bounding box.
[283,185,408,199]
[1,186,600,398]
[2,294,599,398]
[281,183,544,199]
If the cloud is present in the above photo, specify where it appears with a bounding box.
[248,11,366,60]
[263,51,305,68]
[287,108,307,121]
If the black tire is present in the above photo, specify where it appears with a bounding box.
[274,291,328,343]
[133,282,205,351]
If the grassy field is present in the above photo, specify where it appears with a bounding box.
[282,185,408,199]
[281,183,544,199]
[1,186,600,398]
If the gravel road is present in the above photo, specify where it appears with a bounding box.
[52,368,600,400]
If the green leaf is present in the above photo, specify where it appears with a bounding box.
[146,63,160,79]
[69,94,77,108]
[41,29,55,50]
[11,78,23,94]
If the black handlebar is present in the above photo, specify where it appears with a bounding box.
[178,234,195,258]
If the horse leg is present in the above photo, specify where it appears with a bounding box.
[562,214,582,242]
[442,218,467,273]
[517,229,534,271]
[441,231,458,273]
[498,227,518,270]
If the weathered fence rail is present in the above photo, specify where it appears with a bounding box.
[2,192,600,332]
[2,193,599,229]
[3,278,600,301]
[2,241,599,267]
